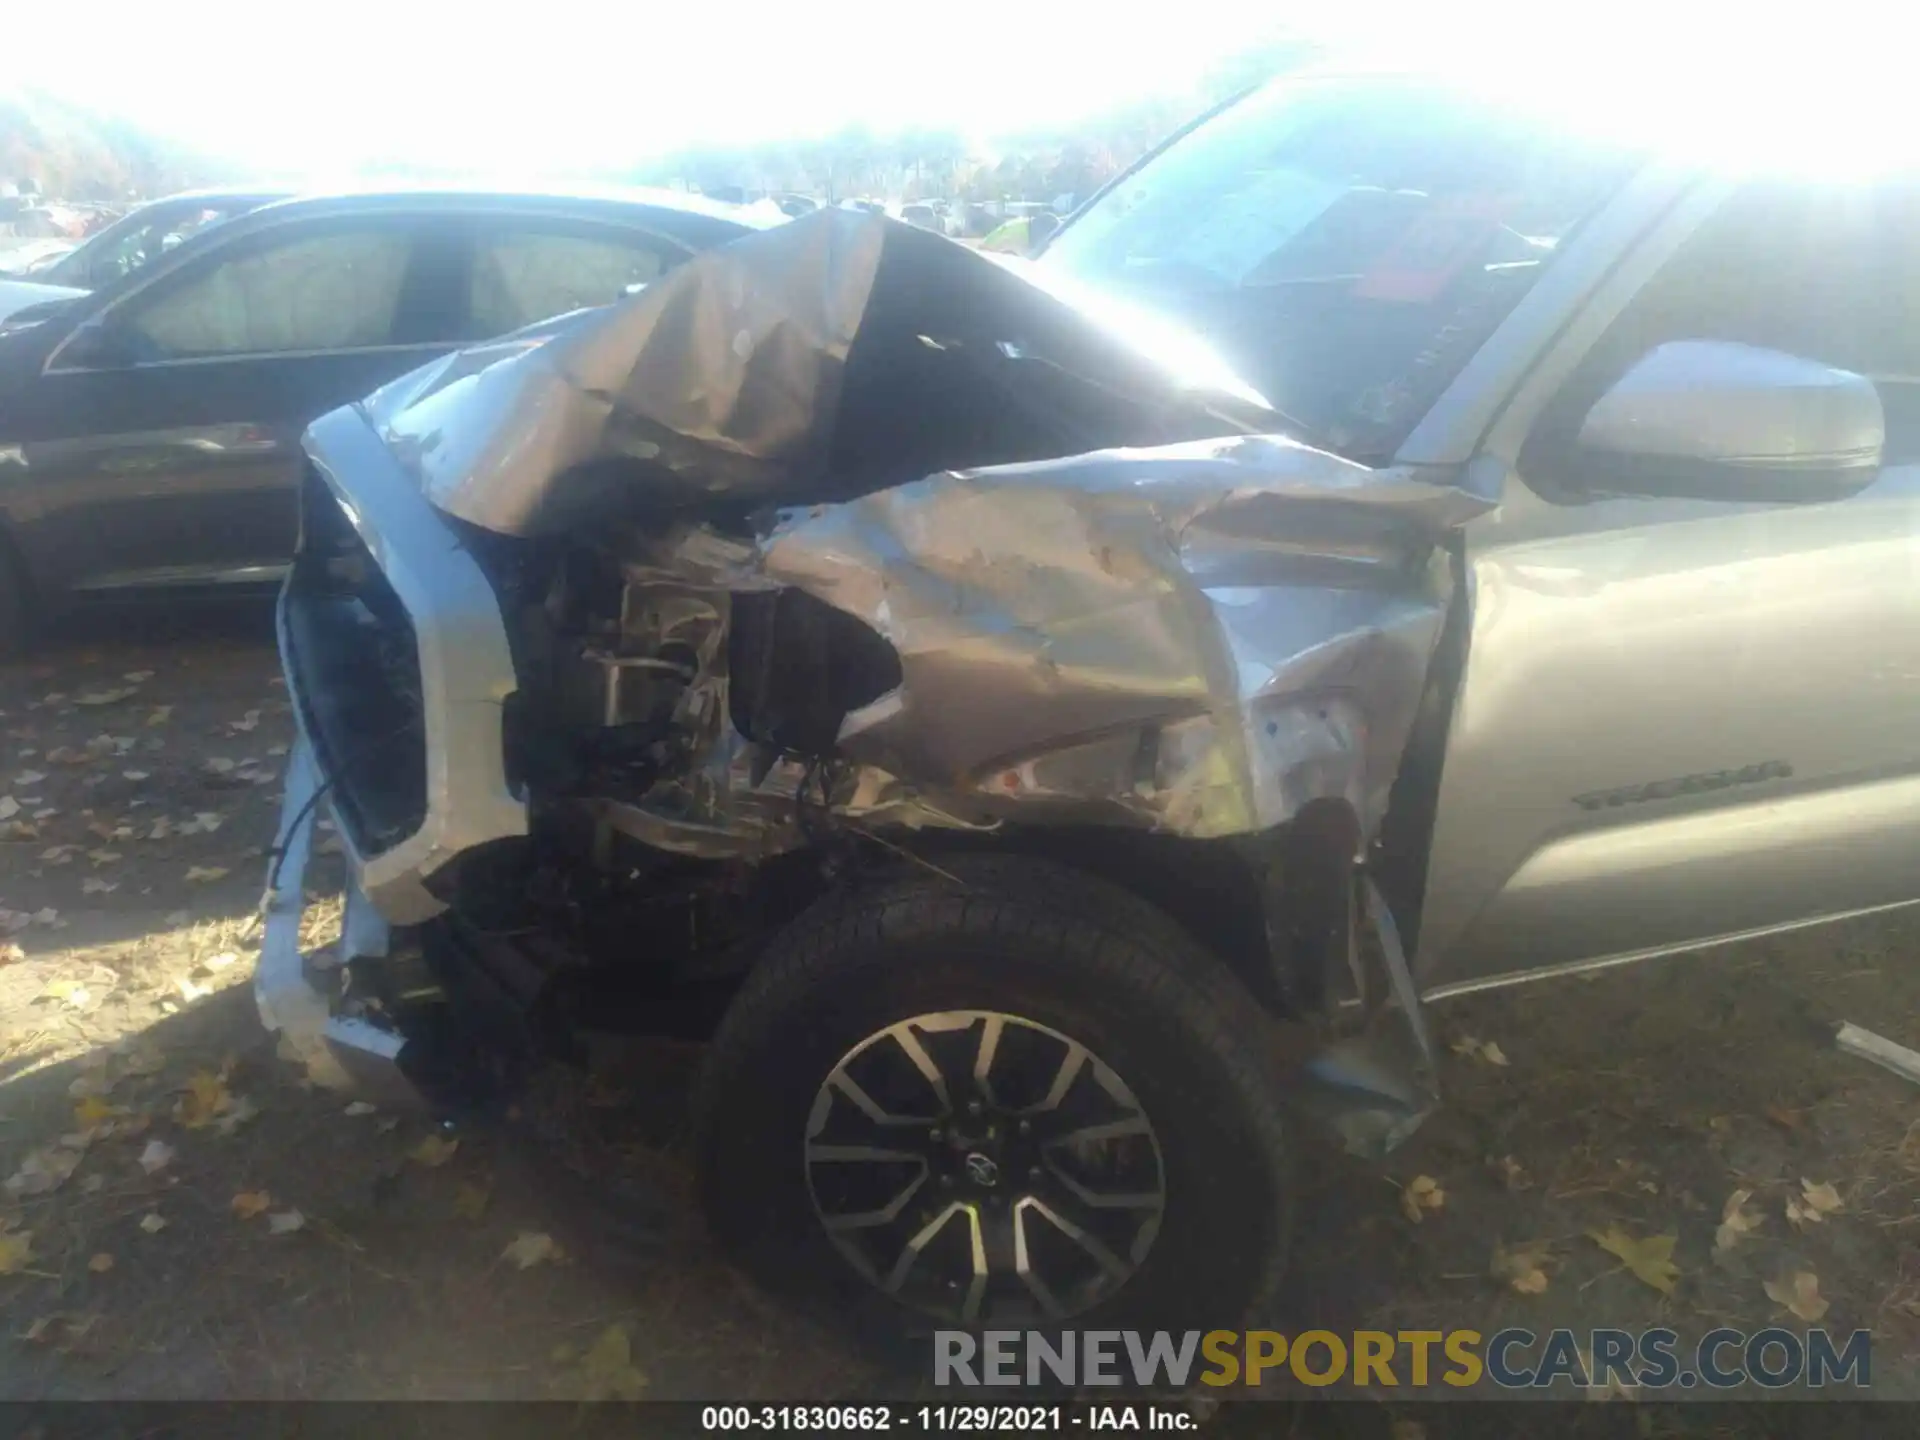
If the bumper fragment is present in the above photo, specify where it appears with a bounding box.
[254,738,424,1109]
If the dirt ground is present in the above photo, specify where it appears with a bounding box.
[4,599,1920,1426]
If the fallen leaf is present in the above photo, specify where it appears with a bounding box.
[20,1312,97,1346]
[343,1101,377,1118]
[231,1190,273,1220]
[80,1173,104,1194]
[87,1252,113,1274]
[146,706,172,727]
[122,769,150,782]
[567,1322,649,1401]
[0,1231,32,1274]
[119,1045,165,1077]
[452,1179,492,1221]
[174,1070,232,1129]
[40,979,93,1010]
[1400,1174,1445,1224]
[1588,1225,1680,1295]
[502,1231,562,1269]
[231,710,261,733]
[267,1209,306,1235]
[213,1095,261,1137]
[1491,1154,1532,1191]
[1491,1240,1551,1294]
[84,848,120,865]
[409,1134,460,1169]
[72,1096,116,1132]
[123,671,154,683]
[137,1139,175,1176]
[0,796,16,820]
[1801,1178,1843,1215]
[1786,1177,1845,1229]
[184,866,229,883]
[5,1145,82,1197]
[74,688,137,707]
[14,770,45,786]
[1480,1040,1510,1067]
[80,878,117,896]
[1764,1270,1829,1322]
[1714,1188,1764,1253]
[137,1213,167,1235]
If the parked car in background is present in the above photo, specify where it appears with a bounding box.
[898,201,942,232]
[0,189,294,332]
[979,207,1060,254]
[24,187,290,289]
[0,235,79,278]
[0,185,769,652]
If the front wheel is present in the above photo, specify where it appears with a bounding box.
[692,856,1294,1336]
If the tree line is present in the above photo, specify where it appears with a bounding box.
[632,36,1322,206]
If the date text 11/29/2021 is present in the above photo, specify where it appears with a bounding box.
[701,1406,1195,1431]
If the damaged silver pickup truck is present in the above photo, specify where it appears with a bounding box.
[258,69,1920,1336]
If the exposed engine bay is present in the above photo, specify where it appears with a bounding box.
[272,208,1498,1145]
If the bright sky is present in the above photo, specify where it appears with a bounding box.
[8,0,1316,179]
[10,0,1920,181]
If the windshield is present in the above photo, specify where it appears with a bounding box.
[1040,75,1642,461]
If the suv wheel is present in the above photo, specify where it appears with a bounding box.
[693,856,1293,1337]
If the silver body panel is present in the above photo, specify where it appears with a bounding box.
[293,406,526,922]
[265,162,1920,1050]
[1413,174,1920,992]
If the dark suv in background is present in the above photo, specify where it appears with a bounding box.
[0,185,771,653]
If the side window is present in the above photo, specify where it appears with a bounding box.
[467,226,678,338]
[118,227,414,359]
[1528,182,1920,472]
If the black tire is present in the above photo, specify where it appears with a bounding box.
[693,855,1293,1342]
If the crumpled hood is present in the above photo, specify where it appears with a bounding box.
[362,208,1295,535]
[330,207,1497,840]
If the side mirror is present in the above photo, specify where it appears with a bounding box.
[1570,340,1884,503]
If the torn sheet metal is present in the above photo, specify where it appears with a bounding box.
[749,435,1487,839]
[355,209,1495,843]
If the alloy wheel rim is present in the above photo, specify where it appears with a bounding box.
[804,1010,1166,1324]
